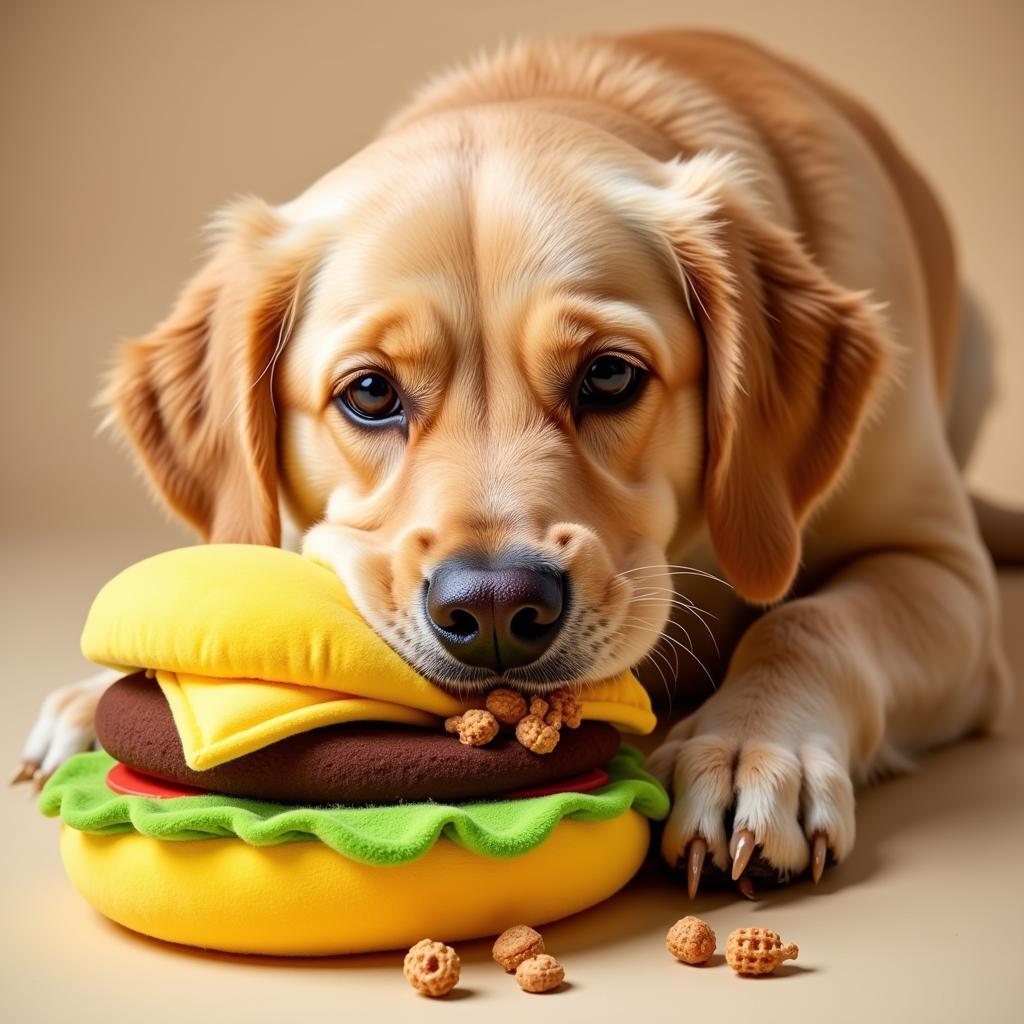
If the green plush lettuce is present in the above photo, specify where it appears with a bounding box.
[39,746,668,867]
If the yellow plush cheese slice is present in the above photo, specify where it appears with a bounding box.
[155,673,442,770]
[82,544,656,770]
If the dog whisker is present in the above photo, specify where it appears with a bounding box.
[618,573,722,663]
[621,615,691,672]
[617,613,681,708]
[622,615,683,681]
[621,613,717,691]
[648,653,675,715]
[610,571,723,657]
[629,591,721,656]
[660,616,696,658]
[614,564,732,589]
[630,585,720,621]
[631,590,719,626]
[640,651,671,707]
[601,610,675,714]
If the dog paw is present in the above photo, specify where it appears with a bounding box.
[10,671,112,790]
[647,726,855,896]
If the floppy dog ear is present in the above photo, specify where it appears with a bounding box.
[104,199,306,545]
[661,154,891,604]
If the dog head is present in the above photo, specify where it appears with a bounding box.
[105,108,886,693]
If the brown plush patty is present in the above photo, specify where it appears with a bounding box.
[95,673,622,805]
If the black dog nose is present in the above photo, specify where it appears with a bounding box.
[425,554,566,672]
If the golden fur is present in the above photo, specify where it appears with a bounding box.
[27,29,1012,882]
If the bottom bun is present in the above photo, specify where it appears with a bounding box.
[60,812,650,956]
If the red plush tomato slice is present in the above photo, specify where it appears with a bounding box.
[498,767,610,800]
[106,762,206,799]
[106,762,611,802]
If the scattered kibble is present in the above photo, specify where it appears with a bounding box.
[725,927,798,975]
[666,915,717,965]
[404,938,461,996]
[492,924,545,972]
[515,953,565,993]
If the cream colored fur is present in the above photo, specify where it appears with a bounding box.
[19,29,1012,883]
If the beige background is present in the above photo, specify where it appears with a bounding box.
[2,1,1022,1022]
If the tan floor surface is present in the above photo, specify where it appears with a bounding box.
[1,532,1021,1023]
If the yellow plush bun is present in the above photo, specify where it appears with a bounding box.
[60,813,650,956]
[80,545,657,769]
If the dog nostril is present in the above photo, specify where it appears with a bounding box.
[446,608,479,639]
[509,606,547,641]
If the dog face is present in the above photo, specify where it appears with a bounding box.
[277,111,705,689]
[106,108,886,693]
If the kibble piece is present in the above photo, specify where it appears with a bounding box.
[666,915,717,965]
[516,714,560,754]
[515,953,565,993]
[725,927,798,976]
[529,696,550,720]
[404,938,461,996]
[532,692,565,733]
[492,924,545,972]
[444,708,499,746]
[548,687,583,729]
[486,688,529,726]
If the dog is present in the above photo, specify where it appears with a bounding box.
[14,28,1016,895]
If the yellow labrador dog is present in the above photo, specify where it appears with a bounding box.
[15,29,1015,894]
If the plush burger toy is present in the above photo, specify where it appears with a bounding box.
[40,545,668,956]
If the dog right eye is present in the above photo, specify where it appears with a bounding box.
[336,373,404,423]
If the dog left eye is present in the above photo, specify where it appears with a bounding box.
[577,355,647,410]
[336,373,404,423]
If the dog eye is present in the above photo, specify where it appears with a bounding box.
[337,373,404,422]
[577,355,646,410]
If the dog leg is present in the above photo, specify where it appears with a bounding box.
[11,669,116,789]
[649,545,1009,894]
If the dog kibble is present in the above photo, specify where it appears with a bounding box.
[516,714,560,754]
[548,687,582,729]
[444,709,499,746]
[404,938,461,996]
[515,953,565,993]
[485,688,529,725]
[477,687,583,753]
[492,924,545,972]
[666,915,717,965]
[725,927,798,976]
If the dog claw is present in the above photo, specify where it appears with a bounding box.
[730,829,756,881]
[811,832,828,884]
[9,761,37,786]
[686,837,707,899]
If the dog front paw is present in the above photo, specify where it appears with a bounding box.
[11,670,113,789]
[647,724,855,896]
